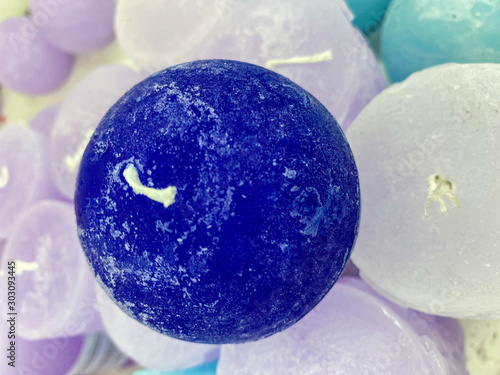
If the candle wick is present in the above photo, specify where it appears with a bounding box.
[13,260,39,276]
[64,129,95,173]
[123,164,177,208]
[425,173,460,216]
[265,50,333,69]
[0,165,9,189]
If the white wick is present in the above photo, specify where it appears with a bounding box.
[0,166,9,189]
[265,50,333,69]
[123,164,177,208]
[14,260,39,276]
[64,129,94,173]
[425,173,460,216]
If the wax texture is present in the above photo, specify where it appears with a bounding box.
[29,0,115,53]
[347,63,500,319]
[216,277,467,375]
[0,17,74,95]
[96,284,220,371]
[1,200,103,339]
[192,0,386,130]
[382,0,500,82]
[76,59,360,344]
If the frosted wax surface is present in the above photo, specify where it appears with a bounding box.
[75,60,360,344]
[347,63,500,318]
[115,0,221,71]
[0,17,74,95]
[217,277,467,375]
[191,0,386,129]
[31,105,59,137]
[0,319,83,375]
[381,0,500,82]
[97,285,219,372]
[0,200,102,340]
[29,0,115,53]
[0,124,58,239]
[50,65,145,199]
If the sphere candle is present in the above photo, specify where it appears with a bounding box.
[0,17,74,95]
[0,319,129,375]
[76,60,360,344]
[381,0,500,82]
[0,124,58,239]
[0,200,103,340]
[29,0,115,53]
[347,63,500,319]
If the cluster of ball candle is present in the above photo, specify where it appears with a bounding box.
[0,0,499,374]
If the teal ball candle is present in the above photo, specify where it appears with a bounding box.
[381,0,500,82]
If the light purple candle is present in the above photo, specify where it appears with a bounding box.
[0,200,103,340]
[30,105,59,138]
[217,277,467,374]
[191,0,386,130]
[0,320,130,375]
[0,124,59,239]
[50,65,145,200]
[96,285,219,372]
[0,17,74,95]
[29,0,116,53]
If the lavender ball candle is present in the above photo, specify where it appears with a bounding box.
[76,60,360,344]
[217,277,467,375]
[0,319,128,375]
[347,63,500,318]
[29,0,115,53]
[0,124,58,239]
[115,0,221,71]
[0,200,103,340]
[0,17,74,95]
[192,0,386,129]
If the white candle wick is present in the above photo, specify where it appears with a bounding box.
[123,164,177,208]
[266,50,333,69]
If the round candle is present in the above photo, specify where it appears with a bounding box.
[381,0,500,82]
[191,0,386,130]
[76,59,360,344]
[0,124,58,239]
[347,63,500,318]
[115,0,221,71]
[0,317,129,375]
[0,200,103,339]
[29,0,116,53]
[0,17,74,95]
[217,277,467,375]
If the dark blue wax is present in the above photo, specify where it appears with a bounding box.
[75,60,360,344]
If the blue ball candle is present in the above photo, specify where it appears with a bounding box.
[75,60,360,344]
